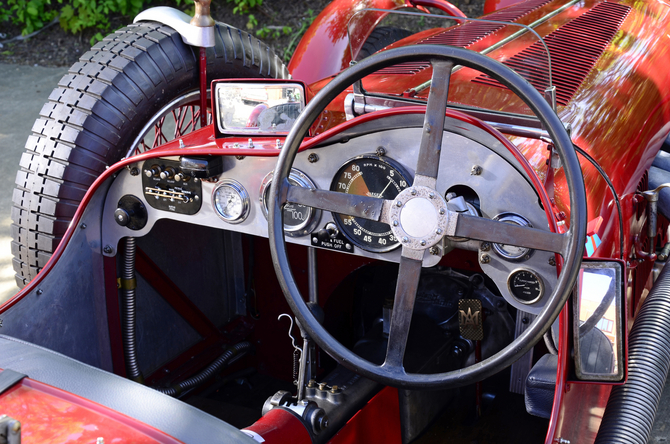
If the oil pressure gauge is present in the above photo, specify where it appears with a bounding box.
[492,213,533,261]
[213,179,250,224]
[507,269,544,304]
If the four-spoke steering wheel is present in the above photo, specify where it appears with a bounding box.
[268,45,586,389]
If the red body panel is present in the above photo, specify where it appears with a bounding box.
[289,0,406,85]
[0,377,183,444]
[328,387,402,444]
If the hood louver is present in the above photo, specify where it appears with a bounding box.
[472,1,631,105]
[377,0,555,75]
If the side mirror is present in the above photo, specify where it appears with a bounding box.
[573,261,624,381]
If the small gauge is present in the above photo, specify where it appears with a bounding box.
[260,169,320,237]
[331,155,411,253]
[507,269,544,304]
[492,213,533,261]
[213,180,250,224]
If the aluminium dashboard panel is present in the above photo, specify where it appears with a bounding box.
[102,118,556,313]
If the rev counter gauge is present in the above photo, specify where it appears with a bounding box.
[213,180,250,224]
[331,155,411,253]
[260,169,320,237]
[507,269,544,304]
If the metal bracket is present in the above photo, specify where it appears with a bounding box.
[134,7,215,47]
[0,415,21,444]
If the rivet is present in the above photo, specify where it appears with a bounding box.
[410,188,417,196]
[396,201,403,207]
[346,244,352,250]
[80,223,87,229]
[420,240,426,246]
[429,192,435,199]
[393,220,398,227]
[308,153,319,163]
[36,289,43,296]
[312,237,318,243]
[436,228,443,235]
[402,237,409,243]
[103,245,113,254]
[439,208,445,215]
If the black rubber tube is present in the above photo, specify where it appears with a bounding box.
[156,342,252,397]
[121,237,143,382]
[595,261,670,443]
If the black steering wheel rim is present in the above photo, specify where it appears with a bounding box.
[268,44,586,389]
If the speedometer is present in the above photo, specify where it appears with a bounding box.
[331,155,411,252]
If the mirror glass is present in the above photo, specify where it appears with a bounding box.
[573,261,623,381]
[215,83,305,135]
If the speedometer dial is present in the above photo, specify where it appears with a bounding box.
[331,155,411,252]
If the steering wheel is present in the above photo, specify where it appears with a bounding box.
[268,45,586,389]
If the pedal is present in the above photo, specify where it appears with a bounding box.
[458,299,484,341]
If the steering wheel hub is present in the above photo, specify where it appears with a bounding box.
[389,186,449,250]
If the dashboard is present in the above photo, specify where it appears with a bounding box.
[102,114,558,315]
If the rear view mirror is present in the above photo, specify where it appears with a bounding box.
[573,261,624,381]
[213,81,305,136]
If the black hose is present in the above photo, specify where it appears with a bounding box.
[595,261,670,443]
[121,237,143,382]
[155,342,253,397]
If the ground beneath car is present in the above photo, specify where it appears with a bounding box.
[0,0,484,68]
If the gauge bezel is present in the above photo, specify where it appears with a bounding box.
[492,213,534,261]
[330,154,412,253]
[212,179,250,224]
[260,168,321,237]
[507,268,544,305]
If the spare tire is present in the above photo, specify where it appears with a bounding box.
[11,20,289,287]
[357,26,412,60]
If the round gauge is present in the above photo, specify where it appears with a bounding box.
[507,269,544,304]
[331,155,411,252]
[213,180,250,224]
[260,169,320,237]
[492,213,533,261]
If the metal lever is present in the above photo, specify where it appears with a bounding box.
[639,183,670,260]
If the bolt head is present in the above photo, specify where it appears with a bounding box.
[480,254,490,264]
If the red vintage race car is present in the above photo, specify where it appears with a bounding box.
[2,0,670,442]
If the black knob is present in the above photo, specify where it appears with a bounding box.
[160,167,176,180]
[114,208,131,226]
